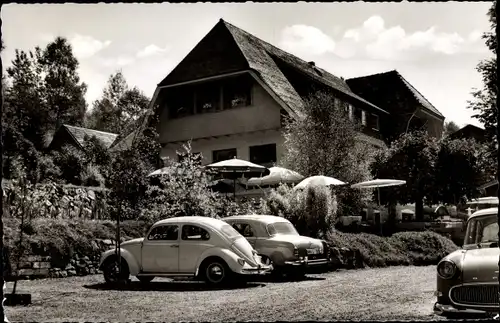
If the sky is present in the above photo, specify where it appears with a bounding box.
[1,2,493,128]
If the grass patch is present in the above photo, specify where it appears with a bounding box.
[326,230,459,267]
[4,217,151,269]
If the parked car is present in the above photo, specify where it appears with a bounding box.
[434,207,500,317]
[99,216,272,286]
[456,196,499,220]
[222,215,332,277]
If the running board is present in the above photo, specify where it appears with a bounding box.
[137,272,196,277]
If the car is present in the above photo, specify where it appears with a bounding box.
[434,207,500,317]
[222,215,332,278]
[99,216,272,286]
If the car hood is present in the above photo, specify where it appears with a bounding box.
[120,238,144,247]
[462,247,500,283]
[269,234,323,249]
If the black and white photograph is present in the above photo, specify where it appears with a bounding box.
[0,1,498,321]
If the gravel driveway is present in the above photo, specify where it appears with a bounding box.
[6,266,447,321]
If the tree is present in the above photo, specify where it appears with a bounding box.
[38,37,88,130]
[281,91,373,216]
[433,138,492,205]
[85,71,150,133]
[371,131,439,221]
[443,121,460,137]
[467,2,497,148]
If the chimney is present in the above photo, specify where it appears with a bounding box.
[308,61,315,67]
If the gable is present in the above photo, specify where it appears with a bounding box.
[158,20,250,86]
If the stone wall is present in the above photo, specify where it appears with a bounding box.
[7,239,117,281]
[3,180,111,220]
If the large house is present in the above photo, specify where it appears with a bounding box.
[110,19,444,167]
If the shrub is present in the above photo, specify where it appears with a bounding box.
[52,145,87,185]
[260,184,337,238]
[81,164,105,187]
[37,154,62,183]
[326,230,459,267]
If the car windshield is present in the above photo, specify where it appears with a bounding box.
[267,222,299,236]
[220,224,243,240]
[464,214,499,245]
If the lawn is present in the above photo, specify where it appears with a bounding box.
[6,266,446,322]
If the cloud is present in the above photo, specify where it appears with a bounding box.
[339,15,486,60]
[279,24,336,58]
[69,34,111,60]
[99,55,135,67]
[136,44,170,58]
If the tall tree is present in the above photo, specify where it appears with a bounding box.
[282,91,373,216]
[371,131,439,221]
[468,2,497,148]
[443,120,460,137]
[85,71,150,134]
[38,37,88,130]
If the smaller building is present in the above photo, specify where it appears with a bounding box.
[449,124,487,143]
[47,124,118,152]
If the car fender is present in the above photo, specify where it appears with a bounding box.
[195,247,242,275]
[99,248,141,276]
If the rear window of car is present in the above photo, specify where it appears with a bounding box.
[220,224,242,239]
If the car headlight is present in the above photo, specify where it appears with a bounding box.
[437,260,457,279]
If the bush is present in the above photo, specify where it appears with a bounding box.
[4,216,149,269]
[37,154,62,183]
[326,230,459,268]
[81,164,105,187]
[52,145,87,185]
[260,184,337,239]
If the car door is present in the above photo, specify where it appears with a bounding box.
[230,222,257,248]
[141,224,180,273]
[178,224,213,274]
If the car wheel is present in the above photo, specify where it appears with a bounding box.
[202,258,230,286]
[103,258,130,285]
[137,276,154,284]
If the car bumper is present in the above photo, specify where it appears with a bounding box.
[284,258,330,267]
[433,302,497,316]
[238,264,273,275]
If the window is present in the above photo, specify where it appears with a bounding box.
[353,107,363,124]
[181,225,210,241]
[231,223,255,238]
[367,113,380,131]
[348,104,354,121]
[166,87,195,119]
[148,225,179,241]
[178,152,202,165]
[223,76,252,109]
[212,148,237,163]
[266,222,298,236]
[361,110,367,126]
[249,144,277,167]
[196,82,221,114]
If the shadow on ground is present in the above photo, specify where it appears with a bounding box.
[83,280,265,292]
[249,274,326,284]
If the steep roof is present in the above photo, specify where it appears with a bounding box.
[346,70,444,118]
[157,19,387,116]
[449,124,487,142]
[221,20,387,115]
[63,125,118,149]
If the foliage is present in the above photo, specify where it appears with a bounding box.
[442,121,460,137]
[140,143,224,221]
[52,145,88,185]
[36,154,63,184]
[326,230,458,267]
[372,131,492,220]
[259,183,337,239]
[106,121,161,219]
[81,164,105,188]
[85,71,150,134]
[432,138,492,205]
[38,37,88,129]
[371,130,439,220]
[281,91,373,216]
[467,1,497,150]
